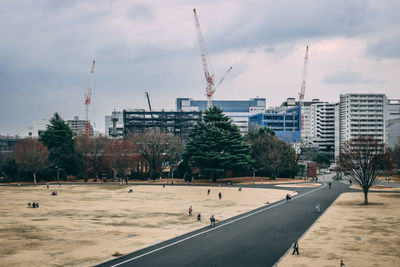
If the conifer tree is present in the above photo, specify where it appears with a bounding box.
[39,113,77,176]
[184,106,251,180]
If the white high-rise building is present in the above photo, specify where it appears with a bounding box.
[387,99,400,148]
[310,102,336,158]
[335,93,387,158]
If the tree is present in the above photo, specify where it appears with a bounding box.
[336,136,389,205]
[104,140,136,184]
[313,154,331,169]
[393,140,400,171]
[75,135,108,179]
[184,106,252,181]
[14,139,49,185]
[248,127,297,179]
[39,113,77,176]
[128,129,184,178]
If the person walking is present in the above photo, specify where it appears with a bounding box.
[210,215,215,227]
[349,180,352,186]
[46,183,49,189]
[197,213,201,221]
[286,194,291,202]
[316,203,321,212]
[188,206,193,216]
[292,241,299,255]
[329,182,332,188]
[218,192,222,200]
[207,188,210,195]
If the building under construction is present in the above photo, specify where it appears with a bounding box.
[123,110,202,140]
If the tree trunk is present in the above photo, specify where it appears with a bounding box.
[33,171,37,186]
[363,190,369,205]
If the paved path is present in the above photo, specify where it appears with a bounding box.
[95,179,349,267]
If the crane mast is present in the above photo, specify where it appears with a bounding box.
[85,60,95,136]
[298,46,308,142]
[145,91,154,119]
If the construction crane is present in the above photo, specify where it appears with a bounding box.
[298,46,308,140]
[84,60,95,136]
[193,8,232,109]
[145,91,154,119]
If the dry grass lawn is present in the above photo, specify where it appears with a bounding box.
[0,184,291,267]
[278,192,400,267]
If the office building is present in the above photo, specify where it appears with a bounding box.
[248,106,301,143]
[176,98,266,133]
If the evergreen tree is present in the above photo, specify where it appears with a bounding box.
[184,106,252,180]
[39,113,77,176]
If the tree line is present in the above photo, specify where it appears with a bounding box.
[1,108,398,189]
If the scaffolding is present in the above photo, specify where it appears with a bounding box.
[123,110,202,140]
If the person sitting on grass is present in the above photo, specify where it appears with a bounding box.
[128,189,133,193]
[27,202,31,208]
[32,202,36,208]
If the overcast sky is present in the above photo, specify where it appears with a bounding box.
[1,0,399,135]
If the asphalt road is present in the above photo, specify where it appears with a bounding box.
[95,179,349,267]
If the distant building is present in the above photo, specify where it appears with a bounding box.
[176,98,266,133]
[310,102,337,159]
[279,98,322,143]
[335,93,387,159]
[66,116,93,136]
[248,106,301,143]
[123,110,202,140]
[387,99,400,148]
[105,111,124,138]
[0,136,19,156]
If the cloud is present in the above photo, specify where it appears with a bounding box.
[322,71,386,84]
[366,34,400,59]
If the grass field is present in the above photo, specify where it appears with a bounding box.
[278,192,400,267]
[0,184,292,267]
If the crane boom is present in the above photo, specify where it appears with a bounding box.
[298,46,308,102]
[84,60,95,136]
[193,8,215,108]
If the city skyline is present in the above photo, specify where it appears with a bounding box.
[1,0,400,135]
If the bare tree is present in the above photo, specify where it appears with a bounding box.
[128,129,184,178]
[104,139,136,184]
[336,136,389,205]
[14,139,49,185]
[75,135,109,179]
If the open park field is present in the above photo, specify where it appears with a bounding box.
[0,184,292,267]
[278,192,400,267]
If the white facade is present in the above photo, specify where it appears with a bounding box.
[387,99,400,148]
[310,102,336,158]
[67,116,93,136]
[105,111,123,137]
[335,93,387,158]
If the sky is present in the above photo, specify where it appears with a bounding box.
[1,0,399,135]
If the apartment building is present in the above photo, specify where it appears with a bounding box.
[310,102,336,158]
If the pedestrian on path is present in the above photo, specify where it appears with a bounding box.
[189,206,193,216]
[197,213,201,221]
[210,215,215,227]
[46,183,49,189]
[349,180,352,186]
[340,259,345,266]
[292,241,299,255]
[218,192,222,200]
[286,194,291,202]
[316,203,321,212]
[207,188,210,195]
[329,182,332,188]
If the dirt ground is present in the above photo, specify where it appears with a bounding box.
[278,192,400,267]
[0,184,292,267]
